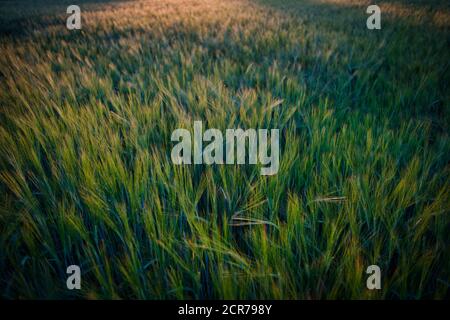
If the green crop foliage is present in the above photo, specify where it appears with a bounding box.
[0,0,448,299]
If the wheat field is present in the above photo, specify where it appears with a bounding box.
[0,0,449,299]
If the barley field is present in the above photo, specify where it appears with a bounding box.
[0,0,449,299]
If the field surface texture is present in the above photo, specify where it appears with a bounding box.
[0,0,449,299]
